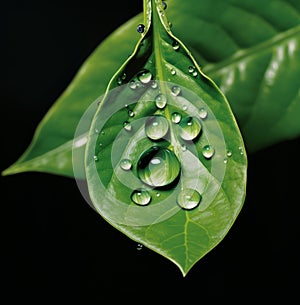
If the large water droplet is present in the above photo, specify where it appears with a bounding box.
[202,145,215,159]
[145,115,169,140]
[177,189,202,210]
[137,69,152,84]
[120,159,132,171]
[199,107,208,119]
[162,1,167,10]
[155,94,167,109]
[137,146,180,187]
[171,85,181,96]
[131,189,151,206]
[179,117,202,141]
[137,24,145,33]
[171,112,181,124]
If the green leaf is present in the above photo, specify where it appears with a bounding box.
[3,0,300,176]
[85,0,247,276]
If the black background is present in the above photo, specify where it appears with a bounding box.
[2,0,300,303]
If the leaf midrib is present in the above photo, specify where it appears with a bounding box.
[203,24,300,74]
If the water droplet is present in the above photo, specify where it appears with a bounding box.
[238,146,244,155]
[123,121,132,132]
[95,128,100,134]
[131,189,151,206]
[137,24,145,33]
[120,159,132,171]
[128,110,135,117]
[192,71,198,77]
[182,105,188,111]
[223,158,228,164]
[101,130,105,135]
[227,150,232,157]
[168,22,173,29]
[188,66,195,74]
[202,145,215,159]
[199,107,208,119]
[137,146,181,187]
[170,68,176,75]
[171,85,181,96]
[93,155,99,162]
[155,94,167,109]
[162,1,167,10]
[172,41,179,51]
[171,112,182,124]
[145,115,169,140]
[181,144,187,152]
[156,192,161,197]
[137,243,143,250]
[177,189,202,210]
[151,80,158,89]
[137,69,152,84]
[179,117,202,141]
[129,80,137,90]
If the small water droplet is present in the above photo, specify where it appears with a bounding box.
[156,192,161,197]
[199,108,208,119]
[171,85,181,96]
[162,1,167,10]
[137,243,143,250]
[129,80,137,90]
[177,189,202,210]
[168,22,173,28]
[181,144,187,152]
[223,158,228,164]
[179,117,202,141]
[182,105,188,111]
[145,115,169,140]
[202,145,215,159]
[99,143,103,147]
[172,41,179,51]
[131,189,151,206]
[188,66,195,74]
[120,159,132,171]
[155,94,167,109]
[227,150,232,157]
[137,24,145,33]
[238,146,244,155]
[101,131,105,135]
[93,155,99,162]
[137,146,181,187]
[192,71,198,77]
[95,128,100,134]
[128,110,135,117]
[170,68,176,75]
[123,121,132,132]
[137,69,152,84]
[151,80,158,89]
[171,112,182,124]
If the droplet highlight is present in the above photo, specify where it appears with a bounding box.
[177,189,202,210]
[202,145,215,159]
[137,146,180,187]
[179,117,202,141]
[131,189,151,206]
[145,115,169,140]
[120,159,132,171]
[155,94,167,109]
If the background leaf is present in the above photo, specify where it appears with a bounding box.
[3,0,300,177]
[85,0,247,275]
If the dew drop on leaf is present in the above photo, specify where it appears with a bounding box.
[137,24,145,33]
[199,107,208,119]
[123,121,132,132]
[120,159,132,171]
[171,112,182,124]
[93,155,99,162]
[179,116,202,141]
[155,93,167,109]
[137,146,180,187]
[162,1,167,10]
[227,150,232,157]
[145,115,169,140]
[202,145,215,159]
[171,85,181,96]
[129,80,137,90]
[172,41,180,51]
[131,189,151,206]
[137,69,152,84]
[177,189,202,210]
[170,68,176,75]
[188,66,195,74]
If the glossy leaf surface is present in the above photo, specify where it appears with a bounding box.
[84,0,247,275]
[3,0,300,177]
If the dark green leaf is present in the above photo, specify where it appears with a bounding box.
[3,0,300,176]
[85,0,247,276]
